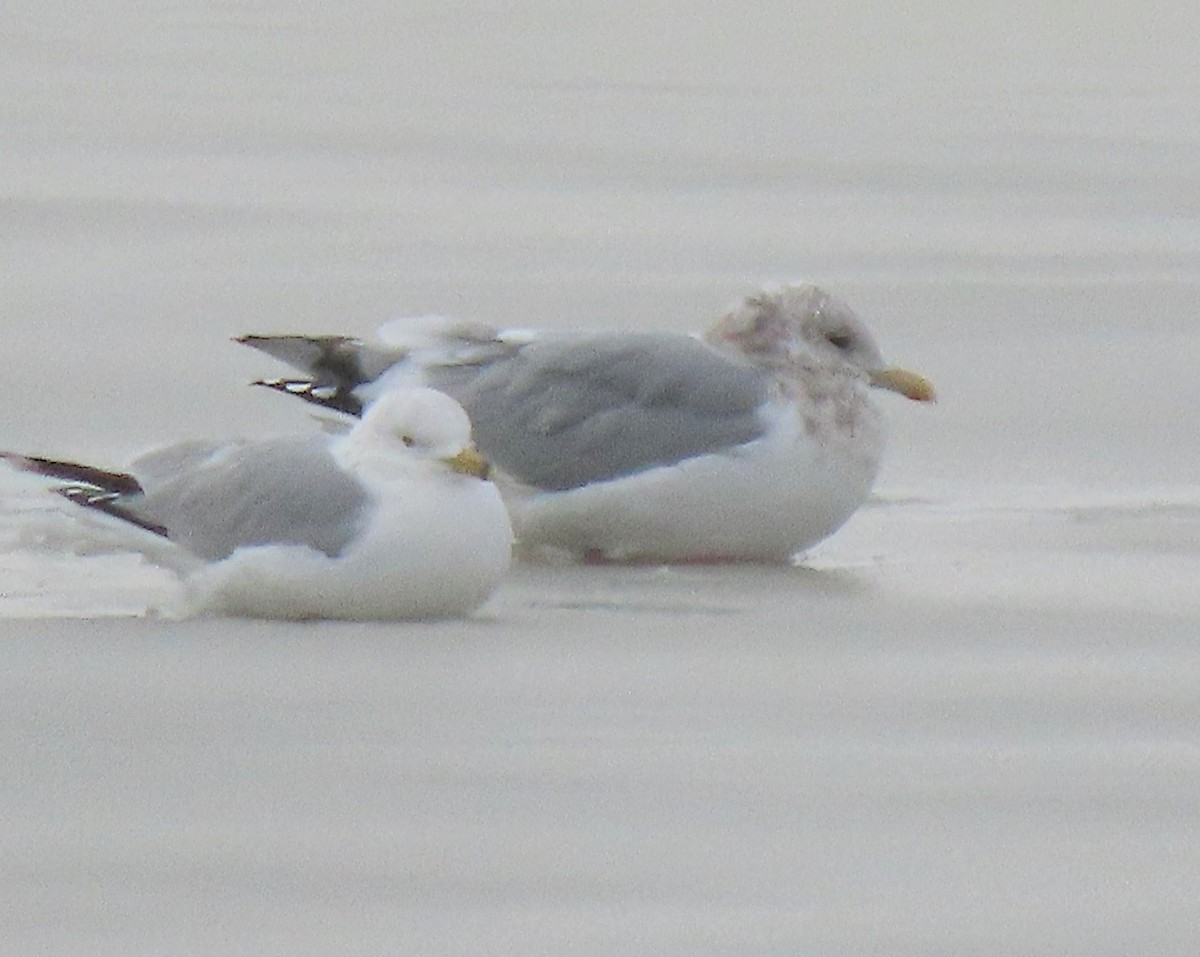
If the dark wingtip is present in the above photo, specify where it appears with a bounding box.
[2,452,166,535]
[0,453,143,495]
[250,378,364,417]
[55,486,169,538]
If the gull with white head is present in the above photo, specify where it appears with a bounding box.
[1,387,512,619]
[239,283,934,563]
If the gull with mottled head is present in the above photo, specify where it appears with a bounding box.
[239,283,934,563]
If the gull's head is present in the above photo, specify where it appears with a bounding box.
[708,283,936,402]
[352,387,492,479]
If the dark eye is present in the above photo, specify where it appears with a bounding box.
[826,331,854,350]
[401,435,415,447]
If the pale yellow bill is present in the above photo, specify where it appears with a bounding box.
[869,367,937,403]
[444,446,492,479]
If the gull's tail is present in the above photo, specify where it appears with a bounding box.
[235,333,407,419]
[235,315,521,418]
[235,334,404,391]
[0,452,168,538]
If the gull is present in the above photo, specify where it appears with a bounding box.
[1,388,512,619]
[238,283,934,563]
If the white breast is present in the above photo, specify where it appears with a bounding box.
[503,390,887,563]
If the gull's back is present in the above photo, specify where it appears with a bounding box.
[134,437,371,561]
[426,332,771,491]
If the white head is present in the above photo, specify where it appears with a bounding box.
[346,387,491,478]
[706,283,936,402]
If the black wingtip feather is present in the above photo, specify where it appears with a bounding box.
[1,452,144,496]
[250,378,364,417]
[54,486,170,538]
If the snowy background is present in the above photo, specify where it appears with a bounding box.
[2,2,1199,954]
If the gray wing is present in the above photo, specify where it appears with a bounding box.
[427,333,772,491]
[132,437,372,560]
[130,440,237,489]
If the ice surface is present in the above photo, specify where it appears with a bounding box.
[2,1,1199,954]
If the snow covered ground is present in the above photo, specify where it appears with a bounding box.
[2,1,1199,953]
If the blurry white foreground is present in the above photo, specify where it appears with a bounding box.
[3,484,1198,954]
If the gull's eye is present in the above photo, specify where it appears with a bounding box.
[401,434,415,447]
[826,331,854,351]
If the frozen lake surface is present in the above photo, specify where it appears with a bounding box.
[3,2,1199,953]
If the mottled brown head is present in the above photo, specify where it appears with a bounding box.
[706,283,935,402]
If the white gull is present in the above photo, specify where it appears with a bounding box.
[1,388,512,619]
